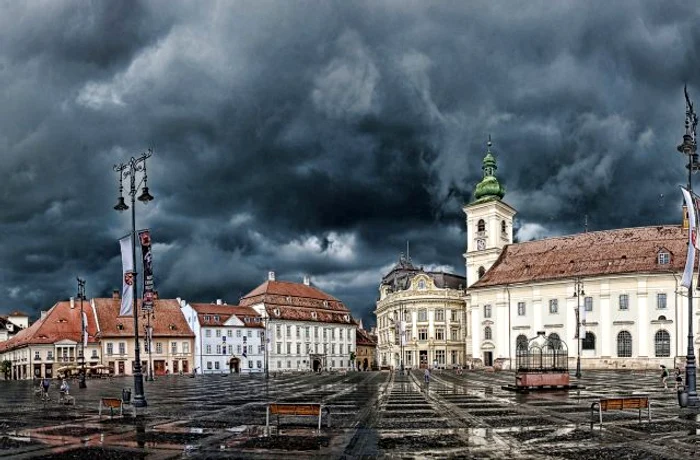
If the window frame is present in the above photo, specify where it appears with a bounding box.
[619,294,629,311]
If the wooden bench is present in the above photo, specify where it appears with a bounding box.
[590,395,651,429]
[99,397,136,418]
[266,403,330,433]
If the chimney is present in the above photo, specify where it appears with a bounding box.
[40,311,48,320]
[112,289,120,300]
[268,271,275,281]
[303,275,310,286]
[70,297,75,309]
[153,290,159,300]
[216,299,223,305]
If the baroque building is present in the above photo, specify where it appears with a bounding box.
[240,273,356,372]
[376,136,693,371]
[375,256,466,369]
[465,138,690,369]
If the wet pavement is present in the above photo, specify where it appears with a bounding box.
[1,369,700,458]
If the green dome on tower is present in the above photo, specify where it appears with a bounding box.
[471,136,505,204]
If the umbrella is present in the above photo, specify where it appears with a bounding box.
[56,366,70,372]
[90,364,107,369]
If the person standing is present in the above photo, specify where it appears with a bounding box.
[675,367,684,391]
[660,365,669,390]
[424,367,430,384]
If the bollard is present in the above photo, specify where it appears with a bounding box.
[679,388,689,408]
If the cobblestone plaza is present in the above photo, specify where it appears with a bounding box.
[0,370,699,458]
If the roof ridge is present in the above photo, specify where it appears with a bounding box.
[516,224,682,245]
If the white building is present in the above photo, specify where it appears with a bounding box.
[181,299,264,374]
[240,273,356,372]
[375,256,467,370]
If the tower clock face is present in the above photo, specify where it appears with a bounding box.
[477,239,485,250]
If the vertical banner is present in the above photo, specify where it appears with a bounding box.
[681,186,696,289]
[574,307,580,340]
[138,229,155,312]
[119,235,134,316]
[82,311,88,348]
[580,302,587,340]
[399,321,407,346]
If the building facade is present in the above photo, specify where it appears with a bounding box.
[355,325,377,371]
[240,273,356,372]
[0,299,100,379]
[181,300,264,374]
[93,294,195,376]
[375,256,467,370]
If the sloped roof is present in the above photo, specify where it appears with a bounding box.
[471,225,687,289]
[93,298,194,338]
[240,280,354,325]
[356,328,377,347]
[190,304,263,328]
[0,301,99,352]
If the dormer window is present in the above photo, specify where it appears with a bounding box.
[311,311,317,319]
[274,308,280,317]
[323,300,329,307]
[214,315,220,322]
[658,251,670,265]
[417,279,426,290]
[343,314,350,322]
[169,324,177,330]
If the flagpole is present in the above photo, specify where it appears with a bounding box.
[77,278,87,389]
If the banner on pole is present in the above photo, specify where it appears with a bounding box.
[138,229,155,312]
[82,311,88,348]
[119,235,134,316]
[681,186,696,289]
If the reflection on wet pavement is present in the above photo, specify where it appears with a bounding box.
[0,369,698,458]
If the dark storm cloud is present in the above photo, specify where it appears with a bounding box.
[0,1,699,325]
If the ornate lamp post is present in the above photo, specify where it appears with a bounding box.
[113,149,154,408]
[678,86,700,407]
[77,278,87,389]
[572,278,584,379]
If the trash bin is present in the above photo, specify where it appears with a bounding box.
[678,388,688,408]
[122,388,132,404]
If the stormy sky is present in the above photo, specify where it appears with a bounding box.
[0,1,699,326]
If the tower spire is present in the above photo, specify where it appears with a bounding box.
[471,136,506,204]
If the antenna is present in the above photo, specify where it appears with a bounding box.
[406,240,410,262]
[584,215,588,233]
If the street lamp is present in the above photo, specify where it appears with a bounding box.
[113,149,154,408]
[678,86,700,407]
[572,278,584,379]
[77,278,87,389]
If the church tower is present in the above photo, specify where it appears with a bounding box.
[463,137,517,287]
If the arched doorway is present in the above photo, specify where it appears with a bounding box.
[229,357,240,374]
[312,358,322,372]
[363,358,368,371]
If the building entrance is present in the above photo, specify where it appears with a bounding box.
[230,357,240,373]
[419,350,428,369]
[484,351,493,367]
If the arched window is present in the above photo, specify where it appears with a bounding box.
[501,220,506,233]
[477,219,485,233]
[549,333,562,350]
[516,334,528,351]
[617,331,632,357]
[658,315,667,321]
[484,326,492,340]
[654,330,670,357]
[478,266,486,279]
[582,332,596,350]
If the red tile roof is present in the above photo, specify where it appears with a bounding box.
[240,280,354,325]
[356,328,377,347]
[0,301,99,352]
[471,225,688,288]
[93,298,194,338]
[189,304,263,328]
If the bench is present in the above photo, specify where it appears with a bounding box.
[266,403,330,433]
[590,395,651,429]
[99,389,136,418]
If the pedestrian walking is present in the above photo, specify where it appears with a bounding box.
[424,367,430,384]
[675,367,684,390]
[41,377,51,401]
[660,365,669,389]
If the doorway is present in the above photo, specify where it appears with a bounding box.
[229,358,240,374]
[182,360,189,374]
[154,360,166,375]
[118,361,125,375]
[484,351,493,367]
[419,350,428,369]
[363,358,368,371]
[173,360,179,374]
[312,358,322,372]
